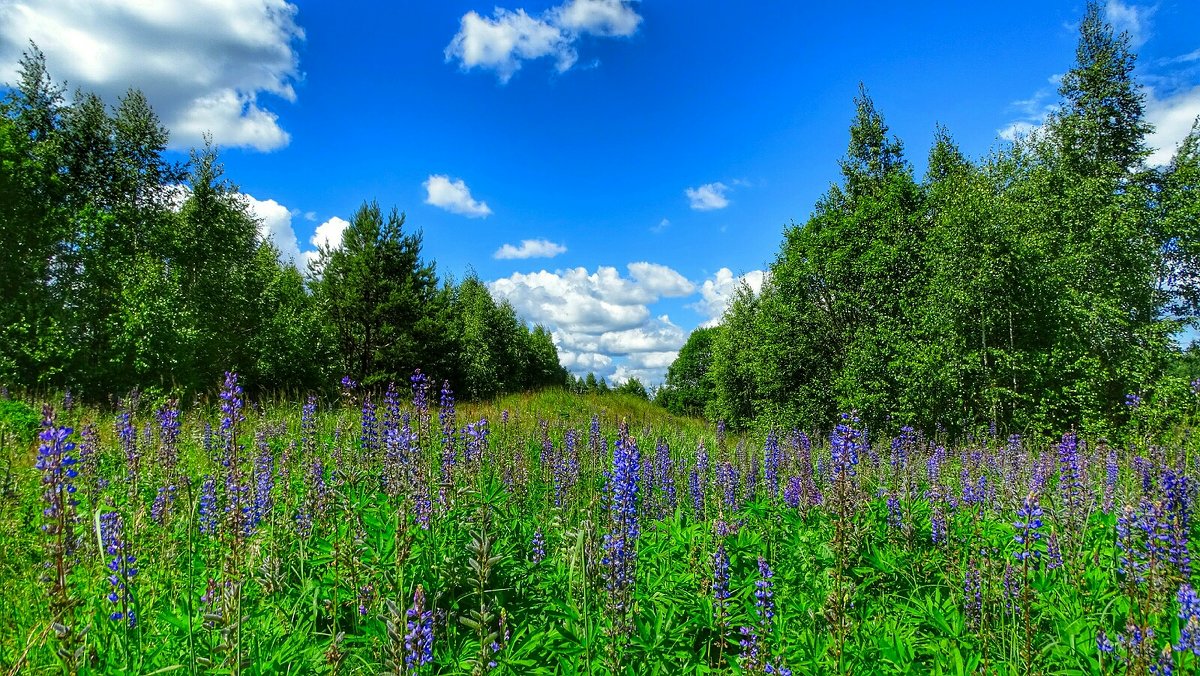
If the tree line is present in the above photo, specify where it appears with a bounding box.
[658,2,1200,437]
[0,45,566,401]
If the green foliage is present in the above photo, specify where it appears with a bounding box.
[657,326,720,416]
[699,6,1195,437]
[0,398,38,444]
[0,48,562,403]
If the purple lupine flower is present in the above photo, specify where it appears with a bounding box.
[301,395,317,459]
[783,476,803,509]
[1098,630,1115,653]
[118,409,138,486]
[764,430,781,501]
[438,380,456,448]
[1046,530,1063,570]
[100,511,137,627]
[464,419,489,464]
[830,413,861,482]
[740,557,781,673]
[384,381,401,435]
[886,495,902,532]
[717,461,739,514]
[340,375,357,392]
[1126,393,1142,409]
[384,414,415,498]
[712,543,731,629]
[151,485,176,525]
[531,530,545,564]
[1104,448,1119,514]
[252,438,275,530]
[929,485,947,545]
[1163,469,1195,579]
[656,439,676,516]
[962,561,982,626]
[1177,584,1200,656]
[410,370,428,411]
[601,429,641,625]
[414,487,433,531]
[1057,432,1086,531]
[198,476,218,535]
[1013,494,1045,562]
[358,584,375,616]
[1118,499,1171,585]
[405,585,434,669]
[1192,379,1200,395]
[157,400,181,481]
[219,372,245,453]
[37,410,79,537]
[716,420,726,450]
[1002,561,1018,614]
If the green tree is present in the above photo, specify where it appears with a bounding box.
[658,326,721,416]
[312,201,444,386]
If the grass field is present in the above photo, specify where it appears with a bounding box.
[2,374,1198,674]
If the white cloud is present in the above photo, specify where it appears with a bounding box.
[1146,85,1200,166]
[1105,0,1154,48]
[494,238,567,259]
[627,261,695,297]
[651,218,670,233]
[488,263,693,384]
[0,0,304,151]
[242,194,302,265]
[445,0,641,83]
[998,121,1038,142]
[423,174,492,218]
[690,267,767,327]
[685,182,731,210]
[555,0,642,37]
[304,216,351,269]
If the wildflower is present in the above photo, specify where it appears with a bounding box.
[764,431,781,500]
[198,475,218,535]
[1013,494,1045,562]
[712,543,731,629]
[962,561,982,625]
[405,585,434,669]
[1177,584,1200,656]
[100,511,137,627]
[358,584,375,616]
[601,430,641,627]
[531,530,545,564]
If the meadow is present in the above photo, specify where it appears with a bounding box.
[0,372,1197,675]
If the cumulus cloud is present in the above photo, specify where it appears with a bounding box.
[685,182,731,210]
[690,267,767,327]
[627,262,695,297]
[1105,0,1154,48]
[1146,85,1200,166]
[242,194,302,265]
[488,263,693,384]
[304,216,351,268]
[494,238,567,259]
[445,0,641,82]
[423,174,492,218]
[0,0,304,151]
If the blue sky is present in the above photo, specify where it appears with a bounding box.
[2,1,1199,384]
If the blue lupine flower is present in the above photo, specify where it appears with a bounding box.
[198,475,218,535]
[100,511,136,627]
[601,429,641,623]
[1013,494,1045,561]
[1177,584,1200,656]
[531,530,545,564]
[763,431,781,500]
[405,585,434,669]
